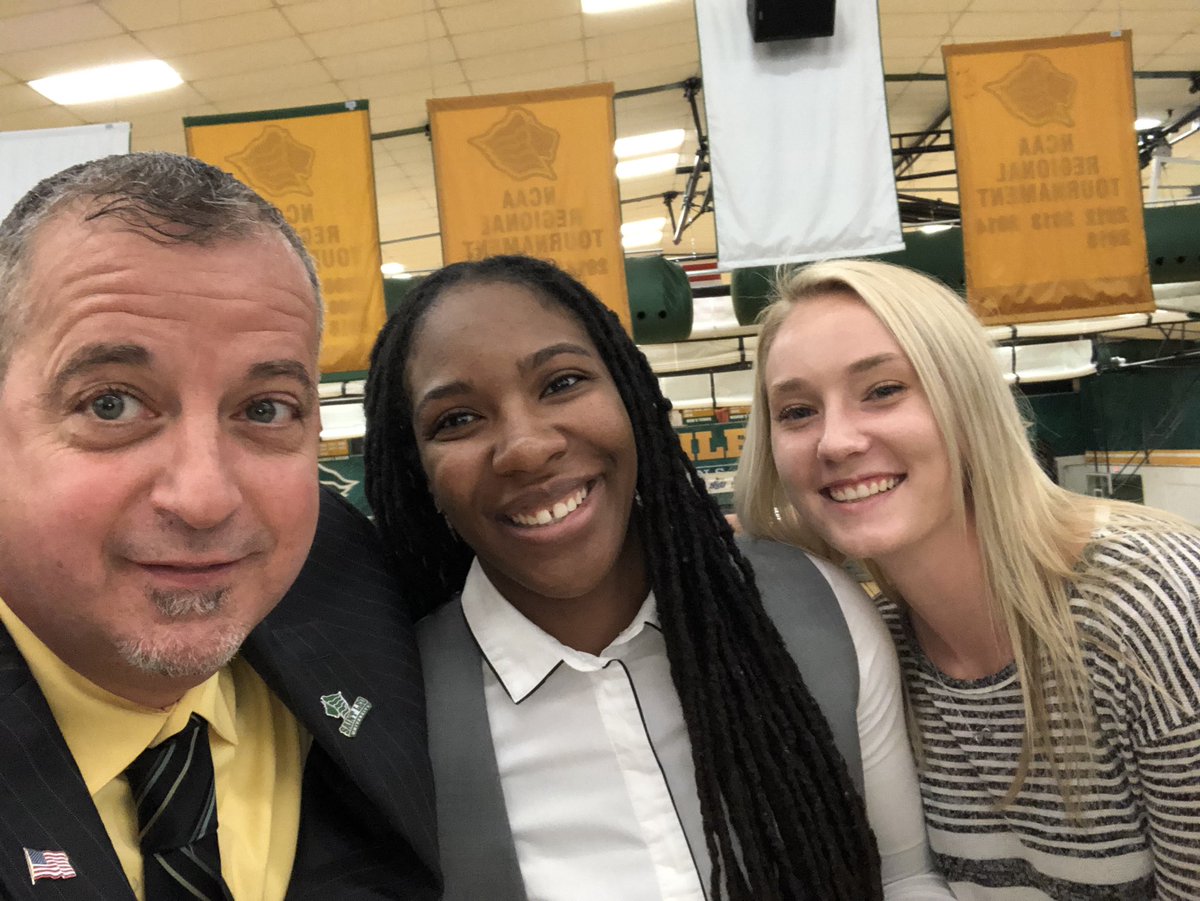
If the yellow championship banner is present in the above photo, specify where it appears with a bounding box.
[428,83,631,331]
[944,32,1153,324]
[184,101,386,374]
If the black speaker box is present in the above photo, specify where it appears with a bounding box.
[747,0,836,42]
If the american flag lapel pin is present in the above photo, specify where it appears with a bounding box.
[23,848,76,884]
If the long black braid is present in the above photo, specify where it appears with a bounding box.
[363,255,882,901]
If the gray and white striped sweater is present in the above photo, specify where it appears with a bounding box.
[878,527,1200,900]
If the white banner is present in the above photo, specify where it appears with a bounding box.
[0,122,131,220]
[695,0,902,269]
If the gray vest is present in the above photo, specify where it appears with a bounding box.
[418,537,862,901]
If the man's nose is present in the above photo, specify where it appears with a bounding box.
[149,418,243,530]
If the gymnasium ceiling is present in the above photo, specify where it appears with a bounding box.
[0,0,1197,277]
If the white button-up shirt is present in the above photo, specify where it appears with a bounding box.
[460,557,952,901]
[463,561,704,901]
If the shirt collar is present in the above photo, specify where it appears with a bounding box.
[460,558,659,703]
[0,595,239,795]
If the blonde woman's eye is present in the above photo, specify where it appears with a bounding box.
[776,405,815,423]
[867,383,905,401]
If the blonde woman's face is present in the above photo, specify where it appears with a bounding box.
[764,293,956,569]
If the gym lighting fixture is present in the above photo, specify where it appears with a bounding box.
[30,60,182,105]
[615,129,685,159]
[380,262,408,277]
[583,0,672,13]
[621,217,668,249]
[1134,116,1163,130]
[616,152,679,180]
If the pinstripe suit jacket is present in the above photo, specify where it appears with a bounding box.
[0,488,440,900]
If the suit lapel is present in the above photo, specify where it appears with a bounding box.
[0,629,135,901]
[418,601,526,901]
[241,488,439,878]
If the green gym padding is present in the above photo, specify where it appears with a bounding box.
[383,275,426,317]
[625,256,693,343]
[731,266,776,326]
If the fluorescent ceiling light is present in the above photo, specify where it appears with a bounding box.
[1134,116,1162,130]
[615,129,685,159]
[380,262,407,277]
[616,152,679,180]
[621,217,667,249]
[918,223,954,234]
[30,60,182,105]
[583,0,672,12]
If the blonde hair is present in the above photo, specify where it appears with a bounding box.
[735,257,1188,804]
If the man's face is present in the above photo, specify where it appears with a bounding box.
[0,213,321,706]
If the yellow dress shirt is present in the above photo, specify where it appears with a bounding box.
[0,598,307,901]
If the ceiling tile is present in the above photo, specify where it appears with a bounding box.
[193,61,334,105]
[281,0,426,32]
[1074,9,1200,35]
[883,13,957,38]
[2,0,87,15]
[878,0,967,10]
[881,35,944,60]
[461,41,584,81]
[172,36,316,81]
[467,64,590,96]
[0,82,56,115]
[1130,32,1194,56]
[340,79,432,113]
[1161,31,1200,56]
[585,28,693,59]
[452,15,582,58]
[589,41,697,83]
[322,36,457,81]
[885,56,934,76]
[179,0,274,23]
[211,82,347,113]
[70,85,208,121]
[949,11,1090,39]
[0,4,123,54]
[131,130,187,153]
[99,0,187,31]
[442,0,581,35]
[0,106,86,130]
[964,0,1095,10]
[608,64,698,94]
[0,34,147,82]
[303,13,432,57]
[137,9,297,57]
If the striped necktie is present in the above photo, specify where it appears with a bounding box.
[124,714,234,901]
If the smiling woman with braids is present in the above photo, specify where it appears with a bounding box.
[363,255,951,901]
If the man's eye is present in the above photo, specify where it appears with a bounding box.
[88,391,143,422]
[245,400,295,424]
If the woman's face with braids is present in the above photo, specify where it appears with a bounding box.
[405,281,645,644]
